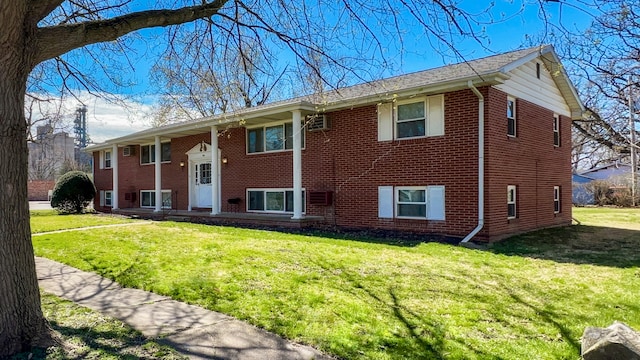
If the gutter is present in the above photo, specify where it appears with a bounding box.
[460,80,485,244]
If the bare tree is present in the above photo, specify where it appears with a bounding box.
[547,1,640,167]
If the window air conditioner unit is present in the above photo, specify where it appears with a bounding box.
[306,114,329,131]
[309,191,333,206]
[123,146,135,157]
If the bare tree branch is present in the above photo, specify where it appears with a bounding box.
[34,0,229,64]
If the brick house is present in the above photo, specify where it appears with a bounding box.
[86,45,583,242]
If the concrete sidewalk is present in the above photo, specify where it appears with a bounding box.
[36,257,331,360]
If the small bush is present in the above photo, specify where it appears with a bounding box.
[51,171,96,214]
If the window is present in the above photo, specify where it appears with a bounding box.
[247,189,305,213]
[140,190,172,208]
[247,121,304,154]
[104,150,112,169]
[507,185,517,219]
[396,100,426,138]
[105,191,112,207]
[536,62,541,79]
[397,188,427,217]
[553,115,560,147]
[378,186,445,220]
[554,186,561,213]
[507,97,516,137]
[141,143,171,164]
[99,190,112,207]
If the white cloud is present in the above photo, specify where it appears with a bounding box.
[27,91,154,144]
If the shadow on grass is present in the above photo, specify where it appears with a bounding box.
[489,224,640,268]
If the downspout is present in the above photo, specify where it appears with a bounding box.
[460,80,485,244]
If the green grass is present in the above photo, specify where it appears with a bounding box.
[30,210,139,233]
[11,292,185,359]
[32,208,640,359]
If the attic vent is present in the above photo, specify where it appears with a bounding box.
[306,114,329,131]
[309,191,333,206]
[123,146,135,157]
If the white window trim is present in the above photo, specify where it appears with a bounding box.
[104,190,113,207]
[388,185,446,221]
[246,188,306,214]
[554,186,561,214]
[104,150,112,169]
[140,142,171,165]
[396,186,428,220]
[140,189,172,208]
[553,114,560,147]
[246,119,305,155]
[507,185,517,219]
[395,97,427,140]
[507,96,517,137]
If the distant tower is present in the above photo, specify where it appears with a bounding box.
[74,105,91,170]
[74,105,88,148]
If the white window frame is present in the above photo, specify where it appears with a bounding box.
[395,98,427,140]
[554,186,561,214]
[140,190,172,208]
[104,150,112,169]
[387,185,445,220]
[553,115,560,147]
[104,190,113,207]
[396,186,428,219]
[140,142,171,165]
[507,96,517,137]
[246,120,305,155]
[507,185,517,219]
[246,188,306,214]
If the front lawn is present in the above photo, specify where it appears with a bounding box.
[30,210,139,233]
[32,208,640,359]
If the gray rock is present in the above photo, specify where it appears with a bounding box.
[582,322,640,360]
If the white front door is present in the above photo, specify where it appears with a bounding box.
[195,162,212,208]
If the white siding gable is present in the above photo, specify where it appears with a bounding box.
[495,59,571,117]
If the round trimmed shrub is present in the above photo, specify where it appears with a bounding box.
[51,171,96,214]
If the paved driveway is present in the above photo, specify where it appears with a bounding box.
[29,201,53,210]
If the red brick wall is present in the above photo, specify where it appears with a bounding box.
[483,87,572,240]
[92,85,572,240]
[27,180,55,201]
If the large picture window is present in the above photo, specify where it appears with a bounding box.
[140,190,172,208]
[247,188,305,213]
[141,143,171,164]
[247,121,304,154]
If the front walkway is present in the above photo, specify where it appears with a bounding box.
[36,257,332,360]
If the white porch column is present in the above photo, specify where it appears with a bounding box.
[187,159,193,211]
[210,126,220,215]
[112,144,119,210]
[291,110,303,219]
[154,136,162,212]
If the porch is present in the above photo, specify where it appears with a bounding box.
[112,208,326,229]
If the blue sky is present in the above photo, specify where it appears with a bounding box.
[47,0,594,142]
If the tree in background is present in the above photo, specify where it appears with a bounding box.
[548,1,640,169]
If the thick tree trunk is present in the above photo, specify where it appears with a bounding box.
[0,4,52,356]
